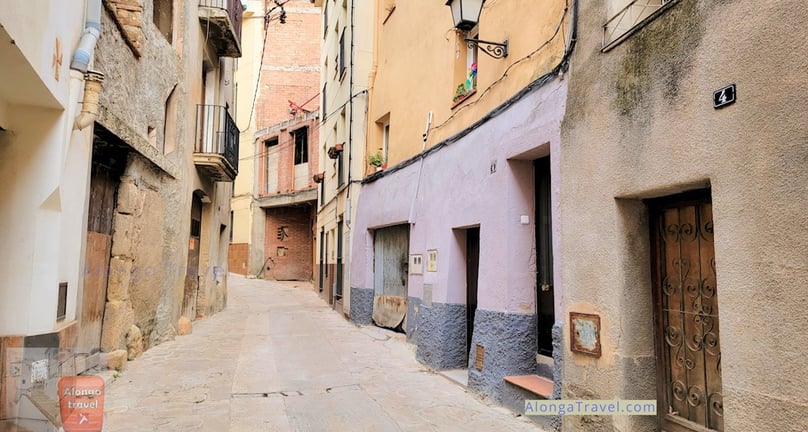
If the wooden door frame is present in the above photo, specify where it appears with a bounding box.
[648,188,719,432]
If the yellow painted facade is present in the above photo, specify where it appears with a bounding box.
[231,0,266,247]
[368,0,570,170]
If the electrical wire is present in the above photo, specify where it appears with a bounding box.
[238,0,291,133]
[429,1,570,133]
[363,0,577,184]
[238,89,368,162]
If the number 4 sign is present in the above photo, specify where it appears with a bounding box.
[713,84,736,109]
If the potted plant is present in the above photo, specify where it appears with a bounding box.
[368,152,385,172]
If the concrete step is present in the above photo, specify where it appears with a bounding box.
[503,375,553,399]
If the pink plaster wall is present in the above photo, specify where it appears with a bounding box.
[350,79,568,313]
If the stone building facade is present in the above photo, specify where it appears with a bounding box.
[0,0,240,427]
[559,0,808,431]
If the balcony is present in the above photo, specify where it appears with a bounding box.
[198,0,243,57]
[194,105,239,182]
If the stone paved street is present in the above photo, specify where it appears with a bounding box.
[103,274,542,431]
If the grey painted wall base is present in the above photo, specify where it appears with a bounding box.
[467,309,539,403]
[349,287,374,325]
[415,302,467,370]
[405,296,421,343]
[549,322,564,431]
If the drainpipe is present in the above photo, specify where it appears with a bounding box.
[70,0,102,73]
[71,0,104,130]
[74,71,105,130]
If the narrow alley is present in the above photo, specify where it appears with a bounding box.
[102,275,541,431]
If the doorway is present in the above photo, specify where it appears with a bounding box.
[535,157,555,356]
[183,193,203,318]
[80,138,127,351]
[335,220,344,307]
[649,190,723,431]
[372,225,409,329]
[465,227,480,354]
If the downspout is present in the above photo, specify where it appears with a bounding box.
[346,0,355,215]
[71,0,105,130]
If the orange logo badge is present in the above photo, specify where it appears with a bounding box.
[58,376,105,432]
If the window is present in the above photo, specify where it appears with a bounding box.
[323,0,329,38]
[338,110,346,186]
[338,30,346,79]
[164,84,178,154]
[453,28,478,103]
[603,0,675,50]
[293,128,309,165]
[153,0,173,43]
[264,138,278,193]
[57,282,68,321]
[322,84,327,118]
[382,122,390,162]
[466,30,478,92]
[229,211,234,243]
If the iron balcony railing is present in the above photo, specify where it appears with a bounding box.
[199,0,243,46]
[195,104,239,174]
[603,0,673,50]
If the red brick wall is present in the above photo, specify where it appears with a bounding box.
[228,243,249,275]
[256,0,321,129]
[264,205,315,281]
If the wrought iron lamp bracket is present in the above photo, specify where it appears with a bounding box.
[465,38,509,59]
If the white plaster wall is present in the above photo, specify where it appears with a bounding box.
[0,0,87,335]
[0,0,84,108]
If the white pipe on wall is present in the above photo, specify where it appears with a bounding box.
[70,0,102,72]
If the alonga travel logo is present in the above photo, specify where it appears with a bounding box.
[58,376,105,432]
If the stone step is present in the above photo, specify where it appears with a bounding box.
[503,375,553,399]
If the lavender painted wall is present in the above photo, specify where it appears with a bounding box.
[350,78,568,315]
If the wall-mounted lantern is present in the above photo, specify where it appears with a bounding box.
[445,0,508,59]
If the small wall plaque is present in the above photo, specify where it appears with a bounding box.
[427,249,438,272]
[475,344,485,371]
[409,254,423,275]
[713,83,736,109]
[570,312,602,357]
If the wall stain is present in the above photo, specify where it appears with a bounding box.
[614,0,705,118]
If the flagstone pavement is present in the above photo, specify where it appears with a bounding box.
[102,274,544,431]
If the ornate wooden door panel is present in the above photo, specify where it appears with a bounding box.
[650,192,723,432]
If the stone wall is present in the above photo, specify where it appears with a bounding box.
[93,0,233,363]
